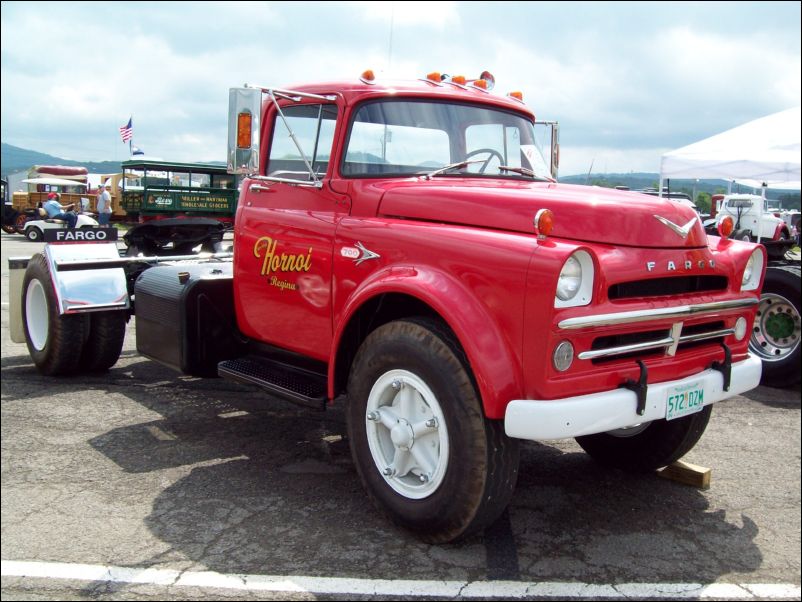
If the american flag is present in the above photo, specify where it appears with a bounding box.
[119,118,133,142]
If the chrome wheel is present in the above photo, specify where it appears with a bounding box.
[750,292,801,362]
[365,369,449,499]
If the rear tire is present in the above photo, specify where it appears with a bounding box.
[80,312,127,372]
[14,213,29,234]
[750,265,801,387]
[22,254,86,375]
[575,405,712,472]
[346,318,519,543]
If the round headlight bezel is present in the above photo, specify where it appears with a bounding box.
[741,248,764,291]
[554,250,594,308]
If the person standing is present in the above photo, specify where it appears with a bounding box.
[96,183,112,226]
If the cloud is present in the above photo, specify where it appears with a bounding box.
[1,1,799,175]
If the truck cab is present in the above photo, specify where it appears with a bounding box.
[714,194,791,242]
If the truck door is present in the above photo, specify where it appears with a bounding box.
[234,102,346,361]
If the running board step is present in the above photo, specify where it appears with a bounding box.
[218,356,327,409]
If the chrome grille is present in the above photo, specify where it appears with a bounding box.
[583,321,730,364]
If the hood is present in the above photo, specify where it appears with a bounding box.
[377,180,707,248]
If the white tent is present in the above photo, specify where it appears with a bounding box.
[660,106,801,192]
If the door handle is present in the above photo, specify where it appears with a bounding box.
[249,184,276,193]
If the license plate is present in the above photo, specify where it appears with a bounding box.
[666,381,706,421]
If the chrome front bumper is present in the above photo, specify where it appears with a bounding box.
[504,354,761,441]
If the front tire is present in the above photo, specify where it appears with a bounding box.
[26,227,43,242]
[22,254,86,375]
[575,405,712,472]
[346,318,519,543]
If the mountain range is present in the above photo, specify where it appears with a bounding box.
[2,142,798,208]
[1,143,123,178]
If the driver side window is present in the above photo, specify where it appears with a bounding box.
[267,104,338,180]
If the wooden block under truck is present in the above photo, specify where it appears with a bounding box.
[8,70,767,543]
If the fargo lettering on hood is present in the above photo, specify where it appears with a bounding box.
[253,236,313,276]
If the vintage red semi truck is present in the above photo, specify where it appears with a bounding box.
[9,71,766,543]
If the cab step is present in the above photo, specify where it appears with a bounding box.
[218,356,327,410]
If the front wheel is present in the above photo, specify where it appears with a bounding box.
[26,227,43,242]
[346,318,519,543]
[575,405,712,472]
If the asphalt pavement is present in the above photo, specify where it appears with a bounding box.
[1,231,800,600]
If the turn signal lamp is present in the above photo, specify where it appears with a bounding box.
[452,75,467,85]
[472,79,488,89]
[236,112,252,149]
[534,208,554,239]
[479,70,495,90]
[717,215,734,238]
[361,69,376,83]
[426,72,442,83]
[508,91,524,102]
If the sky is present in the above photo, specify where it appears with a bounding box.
[1,1,800,176]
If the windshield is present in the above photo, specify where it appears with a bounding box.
[342,99,551,180]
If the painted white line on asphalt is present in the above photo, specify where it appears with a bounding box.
[2,560,800,599]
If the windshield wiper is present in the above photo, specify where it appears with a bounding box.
[423,159,484,180]
[498,165,555,182]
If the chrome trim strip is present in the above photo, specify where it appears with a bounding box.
[559,298,759,330]
[578,336,675,360]
[54,252,233,271]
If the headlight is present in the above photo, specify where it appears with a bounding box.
[557,256,582,301]
[741,248,764,291]
[554,251,594,308]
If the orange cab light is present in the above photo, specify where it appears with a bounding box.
[426,71,441,82]
[717,215,734,238]
[452,75,467,85]
[534,208,554,238]
[236,112,252,149]
[508,91,524,101]
[472,79,488,89]
[361,69,375,82]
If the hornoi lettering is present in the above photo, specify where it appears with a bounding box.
[253,236,312,292]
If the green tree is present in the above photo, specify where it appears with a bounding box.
[696,192,711,213]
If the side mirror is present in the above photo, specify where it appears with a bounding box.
[227,87,262,175]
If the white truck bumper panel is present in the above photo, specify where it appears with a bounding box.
[504,354,762,441]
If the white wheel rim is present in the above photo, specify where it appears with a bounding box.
[25,279,49,351]
[365,370,449,499]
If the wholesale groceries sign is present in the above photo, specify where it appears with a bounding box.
[144,190,236,214]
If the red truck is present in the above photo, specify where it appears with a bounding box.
[10,71,765,543]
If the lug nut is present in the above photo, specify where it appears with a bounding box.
[367,411,380,421]
[392,380,402,391]
[425,418,438,428]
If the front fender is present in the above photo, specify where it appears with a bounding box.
[330,264,523,419]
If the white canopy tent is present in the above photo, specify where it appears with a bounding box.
[659,106,801,194]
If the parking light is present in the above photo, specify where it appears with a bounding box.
[718,215,734,238]
[534,209,554,239]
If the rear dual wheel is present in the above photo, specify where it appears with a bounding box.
[22,253,126,376]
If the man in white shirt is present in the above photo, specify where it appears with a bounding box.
[96,183,112,226]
